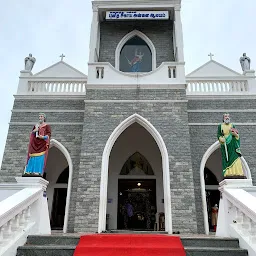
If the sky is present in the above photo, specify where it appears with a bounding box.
[0,0,255,165]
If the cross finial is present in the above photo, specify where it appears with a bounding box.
[59,54,65,61]
[208,53,214,60]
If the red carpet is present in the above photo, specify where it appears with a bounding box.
[73,234,186,256]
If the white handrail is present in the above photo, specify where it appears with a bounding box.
[0,188,41,227]
[218,186,256,256]
[0,186,50,256]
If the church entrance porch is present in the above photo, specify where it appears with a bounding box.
[102,115,172,233]
[117,179,156,231]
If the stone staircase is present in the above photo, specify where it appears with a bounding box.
[16,234,248,256]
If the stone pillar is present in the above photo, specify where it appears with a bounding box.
[17,70,32,94]
[216,179,253,237]
[244,70,256,92]
[174,5,185,63]
[89,7,99,63]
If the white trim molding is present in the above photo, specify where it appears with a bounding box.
[98,113,172,234]
[50,139,73,234]
[200,141,251,235]
[115,30,157,71]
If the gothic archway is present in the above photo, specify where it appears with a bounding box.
[98,114,172,234]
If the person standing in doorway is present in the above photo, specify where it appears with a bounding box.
[125,200,134,229]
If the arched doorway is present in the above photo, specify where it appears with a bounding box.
[50,167,69,230]
[44,139,73,233]
[107,123,163,231]
[98,114,172,234]
[200,141,251,234]
[204,168,220,232]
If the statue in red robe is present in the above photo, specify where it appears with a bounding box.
[23,113,51,177]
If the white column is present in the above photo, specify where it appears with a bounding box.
[17,70,32,94]
[174,6,184,63]
[244,70,256,92]
[89,7,99,63]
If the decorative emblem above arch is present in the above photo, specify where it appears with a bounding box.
[120,152,154,176]
[115,30,157,72]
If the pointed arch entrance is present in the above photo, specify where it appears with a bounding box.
[200,141,251,234]
[98,114,172,234]
[45,139,73,233]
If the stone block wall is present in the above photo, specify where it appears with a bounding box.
[74,88,198,234]
[188,98,256,233]
[0,98,85,232]
[99,20,174,67]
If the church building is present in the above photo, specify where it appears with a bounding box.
[1,0,256,237]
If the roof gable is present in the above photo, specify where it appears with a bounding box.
[33,61,87,78]
[186,60,242,78]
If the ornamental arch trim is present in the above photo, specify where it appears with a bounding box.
[98,114,172,234]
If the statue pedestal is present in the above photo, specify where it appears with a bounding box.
[243,70,255,77]
[243,70,256,93]
[15,176,49,191]
[17,70,33,94]
[20,70,33,77]
[219,178,252,189]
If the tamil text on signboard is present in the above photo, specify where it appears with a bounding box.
[106,11,169,20]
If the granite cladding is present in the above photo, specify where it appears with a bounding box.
[0,98,85,232]
[3,93,256,235]
[74,88,197,234]
[99,20,174,67]
[188,98,256,233]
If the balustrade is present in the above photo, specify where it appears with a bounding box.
[187,80,248,94]
[226,198,256,248]
[28,81,86,94]
[0,205,32,248]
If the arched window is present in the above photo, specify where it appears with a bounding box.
[119,36,152,73]
[120,152,154,175]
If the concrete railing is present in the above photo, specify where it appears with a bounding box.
[87,62,186,85]
[186,80,249,94]
[217,179,256,256]
[0,178,50,256]
[26,80,87,94]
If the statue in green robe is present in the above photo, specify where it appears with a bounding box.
[217,113,246,179]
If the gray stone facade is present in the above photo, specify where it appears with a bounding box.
[0,99,85,232]
[188,98,256,233]
[74,88,197,234]
[2,93,256,234]
[99,20,175,67]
